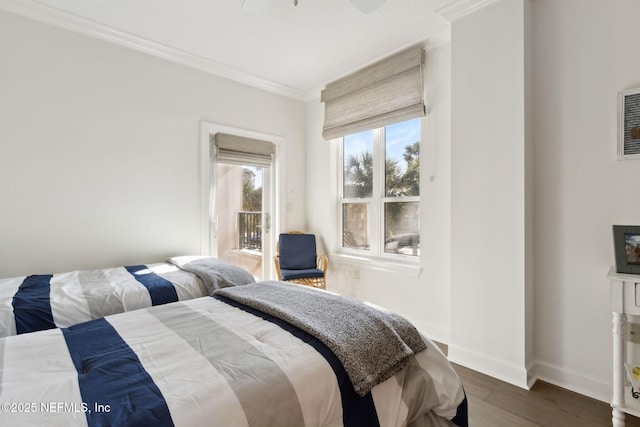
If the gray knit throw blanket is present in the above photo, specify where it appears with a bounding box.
[214,281,427,396]
[172,257,255,294]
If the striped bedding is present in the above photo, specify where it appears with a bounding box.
[0,256,255,338]
[0,294,467,427]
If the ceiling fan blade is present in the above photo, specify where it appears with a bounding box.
[350,0,385,14]
[242,0,273,13]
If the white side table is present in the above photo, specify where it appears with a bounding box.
[608,267,640,427]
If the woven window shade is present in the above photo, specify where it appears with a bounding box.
[214,133,275,167]
[321,46,426,140]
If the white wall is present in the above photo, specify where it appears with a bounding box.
[447,0,640,401]
[448,0,530,388]
[0,10,307,277]
[531,0,640,401]
[306,42,453,343]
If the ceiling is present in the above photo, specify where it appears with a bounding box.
[0,0,459,101]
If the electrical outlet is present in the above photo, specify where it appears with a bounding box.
[628,322,640,344]
[345,267,360,280]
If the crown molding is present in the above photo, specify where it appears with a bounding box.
[424,28,451,51]
[1,0,452,103]
[436,0,500,22]
[0,0,309,101]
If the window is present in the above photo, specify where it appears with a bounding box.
[339,118,420,259]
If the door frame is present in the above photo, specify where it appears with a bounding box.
[199,121,281,280]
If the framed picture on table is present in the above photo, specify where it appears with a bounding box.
[613,225,640,274]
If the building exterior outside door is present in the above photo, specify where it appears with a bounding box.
[213,163,271,280]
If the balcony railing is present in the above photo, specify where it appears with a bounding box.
[238,211,262,251]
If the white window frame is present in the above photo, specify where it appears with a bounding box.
[335,122,421,271]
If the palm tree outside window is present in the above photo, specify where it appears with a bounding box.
[340,118,421,258]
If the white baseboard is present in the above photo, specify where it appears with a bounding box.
[530,360,611,403]
[447,343,531,390]
[447,345,611,403]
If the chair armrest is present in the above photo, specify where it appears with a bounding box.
[273,255,282,280]
[317,255,328,273]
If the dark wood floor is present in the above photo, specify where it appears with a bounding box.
[453,362,640,427]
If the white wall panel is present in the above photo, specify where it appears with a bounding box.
[0,10,306,277]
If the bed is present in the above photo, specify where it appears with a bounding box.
[0,256,255,337]
[0,281,467,427]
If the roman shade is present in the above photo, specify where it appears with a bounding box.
[321,46,426,140]
[214,133,275,167]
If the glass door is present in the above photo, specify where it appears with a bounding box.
[212,162,272,281]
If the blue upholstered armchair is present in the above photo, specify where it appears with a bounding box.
[274,232,328,289]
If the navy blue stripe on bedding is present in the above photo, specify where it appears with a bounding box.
[452,395,469,427]
[62,318,173,427]
[12,274,55,334]
[213,295,381,427]
[125,265,178,306]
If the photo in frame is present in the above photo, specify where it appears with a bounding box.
[618,88,640,160]
[613,225,640,274]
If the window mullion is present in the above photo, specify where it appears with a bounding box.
[382,196,420,203]
[370,127,384,257]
